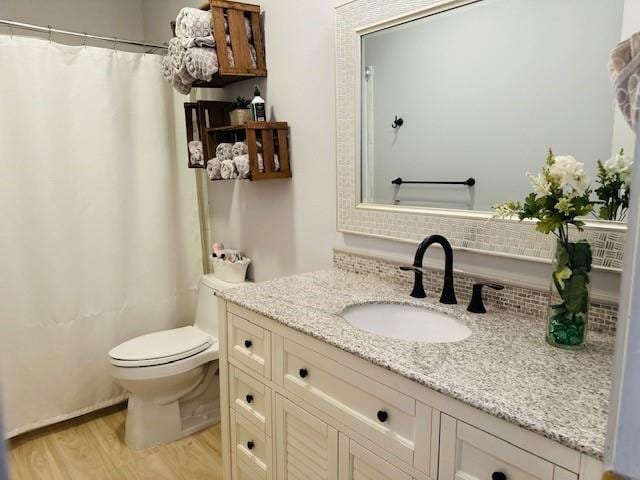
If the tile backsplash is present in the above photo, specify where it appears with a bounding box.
[333,249,618,335]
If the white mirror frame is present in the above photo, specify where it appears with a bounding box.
[335,0,627,271]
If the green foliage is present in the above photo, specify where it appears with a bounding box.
[594,150,632,221]
[227,96,251,112]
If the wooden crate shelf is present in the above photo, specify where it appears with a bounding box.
[172,0,267,88]
[184,101,232,168]
[206,121,291,181]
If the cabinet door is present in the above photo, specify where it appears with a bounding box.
[338,434,414,480]
[275,394,338,480]
[439,415,555,480]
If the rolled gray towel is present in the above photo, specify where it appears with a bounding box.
[234,155,251,179]
[216,143,233,161]
[175,7,212,38]
[184,47,219,82]
[220,159,238,179]
[207,158,222,180]
[232,141,248,157]
[188,141,204,167]
[257,153,280,173]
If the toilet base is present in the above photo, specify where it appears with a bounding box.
[122,361,220,450]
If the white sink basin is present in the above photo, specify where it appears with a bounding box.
[342,303,472,343]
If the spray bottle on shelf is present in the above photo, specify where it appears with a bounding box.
[251,85,266,122]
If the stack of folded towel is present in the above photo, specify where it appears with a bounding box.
[163,7,258,94]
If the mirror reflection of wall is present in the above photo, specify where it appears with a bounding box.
[361,0,628,215]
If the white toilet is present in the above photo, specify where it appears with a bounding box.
[109,274,245,450]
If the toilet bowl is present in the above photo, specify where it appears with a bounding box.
[109,274,245,450]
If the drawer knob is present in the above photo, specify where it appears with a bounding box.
[376,410,389,423]
[247,441,255,450]
[244,339,252,348]
[492,472,507,480]
[245,394,254,404]
[299,368,308,378]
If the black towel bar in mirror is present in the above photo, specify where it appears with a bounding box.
[391,177,476,187]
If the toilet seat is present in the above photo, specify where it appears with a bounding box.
[109,326,212,367]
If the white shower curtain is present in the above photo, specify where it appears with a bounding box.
[0,36,203,437]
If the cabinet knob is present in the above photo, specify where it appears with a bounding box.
[376,410,389,423]
[244,339,252,348]
[299,368,308,378]
[245,394,254,404]
[247,441,255,450]
[492,472,507,480]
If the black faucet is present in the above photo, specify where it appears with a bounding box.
[400,234,457,304]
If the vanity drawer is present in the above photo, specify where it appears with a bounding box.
[229,314,272,380]
[231,410,273,480]
[230,365,272,434]
[278,338,426,466]
[440,416,555,480]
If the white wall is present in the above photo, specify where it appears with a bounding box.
[140,0,622,301]
[0,0,144,48]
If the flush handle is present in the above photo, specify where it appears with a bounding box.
[244,339,252,349]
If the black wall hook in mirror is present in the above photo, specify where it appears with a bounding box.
[392,116,404,128]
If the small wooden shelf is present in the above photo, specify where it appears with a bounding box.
[206,121,291,181]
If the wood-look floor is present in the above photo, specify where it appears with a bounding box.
[7,404,224,480]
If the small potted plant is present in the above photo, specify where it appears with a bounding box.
[228,97,251,126]
[493,149,594,349]
[594,149,633,221]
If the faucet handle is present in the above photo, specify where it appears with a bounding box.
[467,282,504,314]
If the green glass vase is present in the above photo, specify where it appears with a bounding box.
[546,239,592,349]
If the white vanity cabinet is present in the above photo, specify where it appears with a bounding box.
[219,302,603,480]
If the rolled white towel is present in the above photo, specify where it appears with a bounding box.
[215,143,234,161]
[188,141,204,167]
[257,153,280,173]
[234,155,251,179]
[207,158,222,180]
[175,7,212,38]
[232,141,248,157]
[220,159,238,179]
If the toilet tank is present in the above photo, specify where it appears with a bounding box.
[194,274,247,338]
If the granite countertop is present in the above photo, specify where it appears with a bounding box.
[218,269,614,459]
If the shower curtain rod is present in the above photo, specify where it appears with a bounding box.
[0,19,168,50]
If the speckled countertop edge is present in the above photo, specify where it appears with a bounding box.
[218,269,614,459]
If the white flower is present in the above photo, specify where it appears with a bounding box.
[548,155,585,188]
[492,201,521,219]
[604,152,634,186]
[528,172,551,198]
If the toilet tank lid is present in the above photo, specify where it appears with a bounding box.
[200,274,249,292]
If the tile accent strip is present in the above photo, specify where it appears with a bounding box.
[333,249,618,334]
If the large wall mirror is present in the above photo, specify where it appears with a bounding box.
[336,0,629,270]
